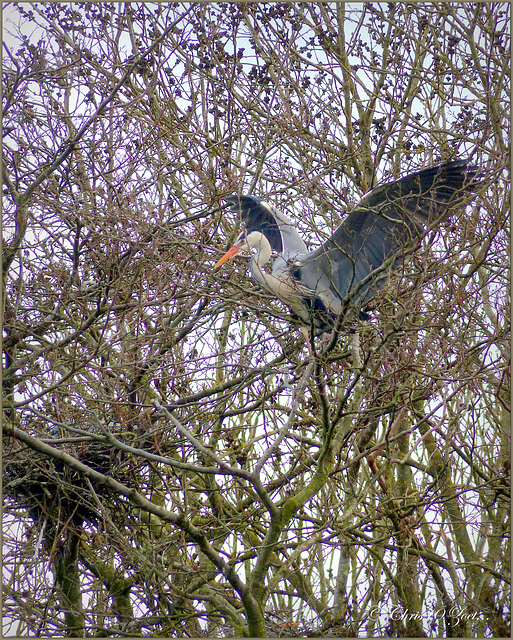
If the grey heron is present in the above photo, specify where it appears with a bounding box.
[214,159,480,346]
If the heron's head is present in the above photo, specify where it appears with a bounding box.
[214,230,271,269]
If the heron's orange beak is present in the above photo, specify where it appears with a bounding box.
[214,242,243,269]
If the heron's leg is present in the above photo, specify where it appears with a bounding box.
[319,331,333,350]
[300,326,315,357]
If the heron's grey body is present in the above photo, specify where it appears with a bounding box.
[218,159,480,334]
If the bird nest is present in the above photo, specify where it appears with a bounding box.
[3,419,143,546]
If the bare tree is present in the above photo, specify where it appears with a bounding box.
[3,3,509,637]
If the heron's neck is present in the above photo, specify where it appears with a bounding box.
[246,232,276,292]
[247,234,306,320]
[245,231,271,269]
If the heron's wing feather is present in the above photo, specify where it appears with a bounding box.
[295,159,480,311]
[296,206,411,312]
[355,158,479,225]
[225,195,308,256]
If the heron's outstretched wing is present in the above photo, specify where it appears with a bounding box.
[295,159,480,312]
[225,195,308,257]
[356,158,479,225]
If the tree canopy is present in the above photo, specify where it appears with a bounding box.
[2,3,510,637]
